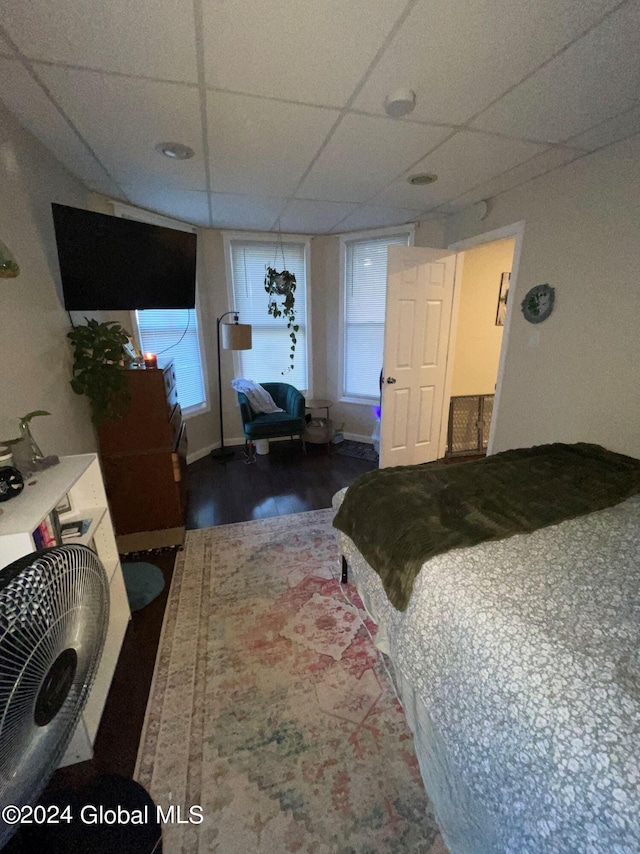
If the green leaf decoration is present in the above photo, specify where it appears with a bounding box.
[264,265,299,375]
[19,410,50,426]
[67,319,132,425]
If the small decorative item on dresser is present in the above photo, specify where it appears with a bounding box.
[143,352,158,369]
[19,411,48,465]
[0,466,24,502]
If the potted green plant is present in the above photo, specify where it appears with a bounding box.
[264,266,299,374]
[67,319,132,424]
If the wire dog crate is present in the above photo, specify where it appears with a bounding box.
[446,394,494,457]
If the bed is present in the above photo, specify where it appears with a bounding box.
[332,443,640,854]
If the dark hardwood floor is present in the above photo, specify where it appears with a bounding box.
[41,441,375,800]
[187,440,376,528]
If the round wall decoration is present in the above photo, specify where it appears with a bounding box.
[521,283,555,324]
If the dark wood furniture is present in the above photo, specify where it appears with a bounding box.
[97,362,188,545]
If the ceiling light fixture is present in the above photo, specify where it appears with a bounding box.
[407,173,438,186]
[155,142,194,160]
[384,88,416,118]
[474,200,489,220]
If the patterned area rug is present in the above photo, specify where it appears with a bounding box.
[135,509,445,853]
[333,439,379,462]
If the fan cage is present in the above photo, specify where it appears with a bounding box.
[0,545,109,847]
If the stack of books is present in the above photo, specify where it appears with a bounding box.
[60,519,92,541]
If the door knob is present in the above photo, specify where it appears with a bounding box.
[386,377,396,384]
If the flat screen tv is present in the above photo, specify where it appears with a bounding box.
[51,203,197,310]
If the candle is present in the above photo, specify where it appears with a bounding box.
[143,352,158,369]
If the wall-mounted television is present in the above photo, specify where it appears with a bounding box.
[51,204,197,310]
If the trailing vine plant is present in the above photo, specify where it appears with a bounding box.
[264,225,299,374]
[264,267,298,373]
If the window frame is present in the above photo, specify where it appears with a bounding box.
[134,303,209,419]
[339,224,415,406]
[111,202,210,419]
[223,230,313,395]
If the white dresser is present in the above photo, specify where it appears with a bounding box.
[0,454,131,766]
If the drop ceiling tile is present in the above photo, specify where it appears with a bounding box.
[297,114,451,203]
[201,0,407,107]
[122,183,210,227]
[434,202,464,216]
[0,58,121,195]
[602,132,640,161]
[373,131,545,209]
[0,32,16,56]
[37,66,206,189]
[471,2,640,143]
[278,199,359,234]
[332,205,419,233]
[1,0,197,82]
[209,193,287,231]
[436,146,583,210]
[354,0,621,125]
[207,92,339,197]
[566,105,640,152]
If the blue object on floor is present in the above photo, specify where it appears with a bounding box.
[121,562,165,612]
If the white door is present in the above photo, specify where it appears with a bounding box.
[380,245,457,468]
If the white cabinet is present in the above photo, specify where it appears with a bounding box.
[0,454,131,766]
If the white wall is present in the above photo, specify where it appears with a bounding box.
[1,101,98,455]
[196,228,239,452]
[444,143,640,459]
[174,226,220,458]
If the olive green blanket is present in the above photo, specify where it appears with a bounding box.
[333,443,640,611]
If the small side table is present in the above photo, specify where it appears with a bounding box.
[304,399,333,453]
[305,399,332,420]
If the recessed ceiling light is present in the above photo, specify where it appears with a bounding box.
[384,88,416,118]
[407,173,438,186]
[155,142,194,160]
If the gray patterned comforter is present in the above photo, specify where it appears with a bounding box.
[333,489,640,854]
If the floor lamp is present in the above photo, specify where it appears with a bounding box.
[212,311,252,460]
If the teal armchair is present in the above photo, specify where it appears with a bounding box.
[237,382,306,458]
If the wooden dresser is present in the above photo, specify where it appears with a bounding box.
[97,361,188,547]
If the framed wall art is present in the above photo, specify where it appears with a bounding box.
[496,271,510,326]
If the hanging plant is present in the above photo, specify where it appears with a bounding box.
[264,266,298,373]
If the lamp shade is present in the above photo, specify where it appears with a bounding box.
[221,322,252,350]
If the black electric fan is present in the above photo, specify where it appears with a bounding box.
[0,545,109,848]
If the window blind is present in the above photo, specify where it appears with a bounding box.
[136,308,206,412]
[344,232,410,399]
[228,240,308,389]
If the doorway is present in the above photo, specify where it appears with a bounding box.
[379,222,524,468]
[445,221,524,459]
[444,234,516,459]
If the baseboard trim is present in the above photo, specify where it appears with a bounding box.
[188,433,372,463]
[343,432,374,444]
[117,527,185,554]
[187,439,244,464]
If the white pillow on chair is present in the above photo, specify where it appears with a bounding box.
[231,379,284,414]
